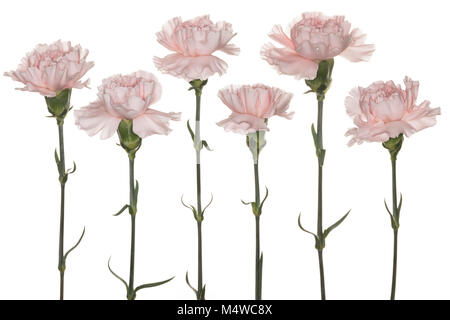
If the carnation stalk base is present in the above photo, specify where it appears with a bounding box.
[316,98,326,301]
[184,79,210,300]
[54,114,85,301]
[57,122,66,301]
[108,120,174,300]
[254,163,263,301]
[383,134,403,301]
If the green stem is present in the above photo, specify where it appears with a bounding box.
[194,90,204,300]
[254,162,262,300]
[390,158,398,300]
[57,122,66,301]
[128,157,137,300]
[316,98,326,300]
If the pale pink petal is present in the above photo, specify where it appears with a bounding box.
[401,101,441,136]
[156,17,183,53]
[340,28,375,62]
[217,84,293,134]
[271,89,294,119]
[4,40,94,96]
[154,54,227,81]
[221,43,240,55]
[217,113,268,135]
[261,43,318,80]
[268,25,295,50]
[74,100,121,139]
[345,77,440,146]
[132,109,181,138]
[403,76,419,110]
[345,87,364,118]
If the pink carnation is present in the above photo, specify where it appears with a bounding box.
[261,12,375,80]
[154,15,240,81]
[345,77,440,146]
[217,84,294,134]
[74,71,180,139]
[4,40,94,97]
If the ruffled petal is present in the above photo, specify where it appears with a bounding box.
[154,54,227,81]
[217,113,268,135]
[268,25,295,50]
[340,28,375,62]
[74,100,121,139]
[345,87,364,117]
[132,108,181,138]
[402,101,441,136]
[272,90,294,119]
[403,76,419,110]
[155,17,183,53]
[261,43,318,80]
[220,43,240,55]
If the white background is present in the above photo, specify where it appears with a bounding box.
[0,0,448,300]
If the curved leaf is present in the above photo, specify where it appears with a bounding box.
[67,161,77,175]
[135,276,175,293]
[114,204,129,216]
[187,120,194,142]
[201,194,214,216]
[107,257,128,291]
[297,212,318,240]
[63,227,85,261]
[257,187,269,216]
[323,210,351,239]
[202,140,213,151]
[185,271,198,296]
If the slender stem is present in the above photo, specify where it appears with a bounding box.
[390,158,398,300]
[197,220,203,300]
[316,98,326,300]
[57,122,66,301]
[194,91,204,300]
[254,162,262,300]
[128,157,136,300]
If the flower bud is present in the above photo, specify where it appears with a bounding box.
[189,79,208,96]
[305,59,334,99]
[117,119,142,158]
[45,89,72,120]
[382,134,404,160]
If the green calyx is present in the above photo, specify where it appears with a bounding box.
[189,79,208,96]
[246,130,267,163]
[117,119,142,158]
[305,59,334,101]
[45,89,72,123]
[382,134,404,161]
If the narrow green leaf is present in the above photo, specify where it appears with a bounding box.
[107,257,128,291]
[67,161,77,175]
[202,194,213,216]
[257,187,269,216]
[298,212,319,241]
[397,193,403,214]
[134,180,139,205]
[384,199,393,216]
[185,272,198,296]
[181,195,198,221]
[187,120,194,142]
[323,210,351,239]
[241,200,252,206]
[311,124,319,149]
[114,204,129,216]
[135,276,174,293]
[63,227,85,261]
[54,149,60,165]
[200,284,206,300]
[202,140,213,151]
